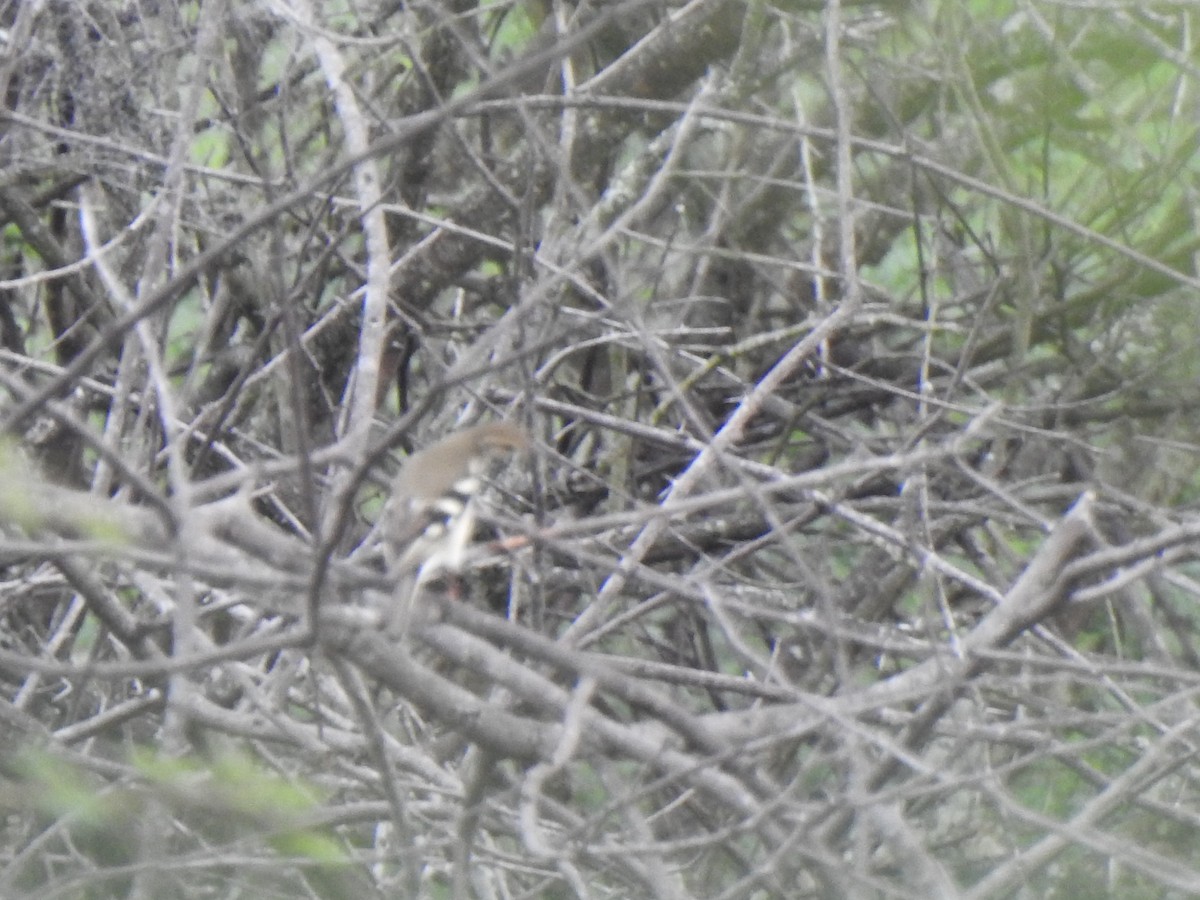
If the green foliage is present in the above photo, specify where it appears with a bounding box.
[491,1,544,56]
[190,124,230,169]
[133,748,330,826]
[8,748,349,895]
[18,753,121,827]
[0,454,126,543]
[874,0,1200,386]
[165,289,206,372]
[0,446,39,530]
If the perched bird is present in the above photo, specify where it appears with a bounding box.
[380,422,528,619]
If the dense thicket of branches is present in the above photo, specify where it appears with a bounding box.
[0,0,1198,897]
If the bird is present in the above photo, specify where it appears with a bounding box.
[379,422,528,629]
